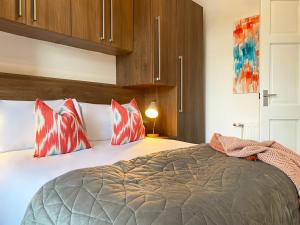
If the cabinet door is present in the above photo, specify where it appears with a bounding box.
[176,0,186,142]
[116,0,153,86]
[71,0,105,43]
[108,0,133,51]
[116,0,177,87]
[26,0,71,35]
[0,0,26,23]
[177,0,204,144]
[152,0,177,86]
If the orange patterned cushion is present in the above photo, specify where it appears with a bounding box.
[34,99,91,157]
[111,99,145,145]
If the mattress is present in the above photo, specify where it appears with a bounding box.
[0,138,195,225]
[22,144,300,225]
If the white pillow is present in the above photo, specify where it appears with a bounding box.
[0,99,81,153]
[79,102,112,141]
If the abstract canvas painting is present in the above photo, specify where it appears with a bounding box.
[233,15,260,94]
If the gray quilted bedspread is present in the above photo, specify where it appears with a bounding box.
[22,145,300,225]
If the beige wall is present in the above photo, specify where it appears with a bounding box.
[0,31,116,84]
[193,0,261,141]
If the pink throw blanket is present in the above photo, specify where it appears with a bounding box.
[210,133,300,205]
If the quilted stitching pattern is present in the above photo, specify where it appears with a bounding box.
[22,145,300,225]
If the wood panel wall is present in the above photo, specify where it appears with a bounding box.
[0,73,145,106]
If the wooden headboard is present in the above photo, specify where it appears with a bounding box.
[0,73,145,106]
[0,73,175,136]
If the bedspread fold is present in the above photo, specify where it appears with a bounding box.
[210,133,300,203]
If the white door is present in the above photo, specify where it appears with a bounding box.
[260,0,300,154]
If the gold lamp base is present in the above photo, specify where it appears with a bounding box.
[147,133,160,138]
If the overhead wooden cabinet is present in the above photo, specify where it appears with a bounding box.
[117,0,177,86]
[0,0,71,33]
[0,0,26,23]
[69,0,133,53]
[71,0,103,43]
[176,0,204,144]
[110,0,133,51]
[26,0,71,35]
[0,0,133,55]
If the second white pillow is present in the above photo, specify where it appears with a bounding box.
[79,102,112,141]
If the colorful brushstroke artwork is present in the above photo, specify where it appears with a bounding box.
[233,15,260,94]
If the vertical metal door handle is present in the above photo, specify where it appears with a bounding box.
[109,0,113,43]
[100,0,105,40]
[18,0,22,17]
[33,0,37,21]
[179,56,183,113]
[155,16,161,81]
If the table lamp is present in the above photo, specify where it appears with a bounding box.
[145,101,159,137]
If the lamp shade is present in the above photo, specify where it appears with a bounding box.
[145,101,158,119]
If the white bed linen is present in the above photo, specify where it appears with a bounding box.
[0,138,195,225]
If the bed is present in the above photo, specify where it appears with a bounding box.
[0,138,195,225]
[17,140,300,225]
[1,73,300,225]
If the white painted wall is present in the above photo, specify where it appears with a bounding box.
[0,32,116,84]
[193,0,261,141]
